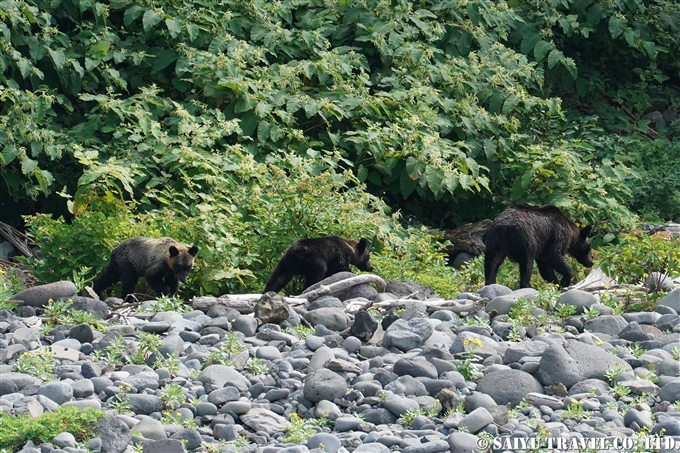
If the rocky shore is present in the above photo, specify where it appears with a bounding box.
[2,271,680,453]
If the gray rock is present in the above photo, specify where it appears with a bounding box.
[353,443,390,453]
[478,284,513,300]
[458,407,494,433]
[196,365,250,392]
[255,293,290,324]
[383,318,433,351]
[71,296,111,319]
[305,307,351,331]
[132,418,166,440]
[393,357,438,379]
[658,289,680,312]
[127,394,162,415]
[383,393,420,416]
[11,327,40,349]
[122,372,160,392]
[476,370,543,407]
[447,431,485,453]
[485,294,519,315]
[307,433,342,453]
[384,281,439,300]
[231,315,258,337]
[142,439,185,453]
[37,382,73,405]
[624,408,654,429]
[10,281,77,308]
[0,372,39,389]
[256,345,282,360]
[537,338,632,388]
[556,290,598,314]
[582,315,628,336]
[69,323,94,343]
[303,368,348,403]
[207,386,240,406]
[169,428,201,450]
[240,407,287,435]
[503,340,549,364]
[52,432,77,449]
[97,416,131,453]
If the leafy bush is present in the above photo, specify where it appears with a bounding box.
[598,229,680,287]
[0,407,105,451]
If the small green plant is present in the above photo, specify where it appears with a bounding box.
[160,384,186,410]
[152,353,181,377]
[624,343,645,358]
[148,295,191,314]
[0,268,25,310]
[160,410,184,425]
[107,386,133,414]
[205,333,245,367]
[244,358,269,375]
[132,332,163,365]
[582,306,601,320]
[426,399,441,418]
[0,407,105,451]
[282,413,316,444]
[42,298,106,330]
[507,325,524,342]
[611,383,631,398]
[457,337,483,381]
[13,348,56,381]
[604,364,627,384]
[104,335,128,367]
[672,346,680,361]
[599,294,626,316]
[561,400,590,420]
[233,432,251,447]
[555,304,577,321]
[284,325,315,340]
[508,298,534,327]
[398,408,424,427]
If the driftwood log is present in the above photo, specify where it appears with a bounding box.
[293,274,386,302]
[0,221,33,258]
[440,219,492,258]
[367,293,487,315]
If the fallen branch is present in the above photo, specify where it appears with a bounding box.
[0,222,33,258]
[294,274,387,301]
[368,294,487,314]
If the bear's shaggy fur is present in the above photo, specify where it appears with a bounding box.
[93,237,198,300]
[264,236,373,294]
[484,205,593,288]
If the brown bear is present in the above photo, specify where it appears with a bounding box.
[264,235,374,294]
[93,237,198,300]
[484,205,593,288]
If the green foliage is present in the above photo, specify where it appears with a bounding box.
[132,332,163,365]
[205,332,246,366]
[284,325,315,340]
[0,268,26,310]
[0,407,105,451]
[397,408,424,427]
[42,297,105,330]
[160,384,186,410]
[283,413,317,444]
[244,358,270,375]
[598,230,680,288]
[148,295,191,314]
[12,347,55,381]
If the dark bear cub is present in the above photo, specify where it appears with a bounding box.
[93,237,198,300]
[264,235,373,294]
[484,205,593,288]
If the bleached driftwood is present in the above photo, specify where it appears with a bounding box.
[192,294,300,314]
[291,274,387,302]
[568,267,618,292]
[366,293,487,315]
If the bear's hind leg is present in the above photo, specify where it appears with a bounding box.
[484,249,505,286]
[518,257,535,288]
[264,268,294,294]
[550,256,574,288]
[302,264,328,290]
[93,264,120,296]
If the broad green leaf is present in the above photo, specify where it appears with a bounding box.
[257,121,271,142]
[186,23,199,42]
[608,16,626,38]
[28,37,46,61]
[209,36,229,54]
[21,155,38,175]
[17,59,32,78]
[586,4,604,25]
[533,41,551,61]
[123,5,144,25]
[2,146,20,165]
[109,0,130,8]
[400,169,417,199]
[152,49,178,72]
[443,172,458,193]
[165,19,182,38]
[239,111,258,136]
[520,29,541,55]
[425,166,444,193]
[139,116,152,135]
[547,49,563,69]
[405,156,424,178]
[142,9,163,32]
[48,48,66,71]
[502,95,520,116]
[91,40,111,59]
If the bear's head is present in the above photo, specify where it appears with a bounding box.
[572,225,594,268]
[168,244,199,283]
[352,238,374,272]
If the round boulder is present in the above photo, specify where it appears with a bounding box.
[10,281,77,308]
[476,369,543,407]
[303,368,348,403]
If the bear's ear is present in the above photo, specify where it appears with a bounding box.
[580,225,593,239]
[188,245,198,256]
[169,246,180,257]
[357,238,369,253]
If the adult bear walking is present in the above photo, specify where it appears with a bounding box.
[93,237,198,300]
[484,205,593,288]
[264,235,373,294]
